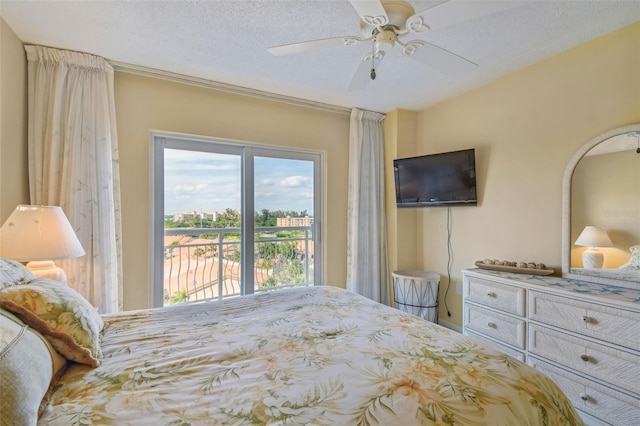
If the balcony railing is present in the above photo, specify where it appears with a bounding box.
[163,226,313,305]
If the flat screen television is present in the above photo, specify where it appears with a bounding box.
[394,148,477,207]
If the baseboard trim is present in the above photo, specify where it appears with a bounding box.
[437,318,462,333]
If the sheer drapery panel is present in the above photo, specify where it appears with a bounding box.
[26,45,122,313]
[346,108,389,304]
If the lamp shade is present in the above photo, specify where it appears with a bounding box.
[0,205,85,262]
[574,226,613,248]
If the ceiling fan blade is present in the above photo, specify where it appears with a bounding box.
[268,36,367,56]
[404,41,476,76]
[348,51,385,92]
[407,0,525,34]
[349,0,389,27]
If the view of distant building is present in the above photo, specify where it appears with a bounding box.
[173,210,218,222]
[276,216,313,227]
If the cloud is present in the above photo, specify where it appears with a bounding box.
[280,176,309,187]
[173,183,209,193]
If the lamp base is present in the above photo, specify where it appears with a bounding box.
[26,260,67,284]
[582,249,604,269]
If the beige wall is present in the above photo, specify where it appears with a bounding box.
[114,72,350,309]
[409,22,640,326]
[384,109,418,276]
[0,17,29,223]
[571,150,640,268]
[384,109,421,306]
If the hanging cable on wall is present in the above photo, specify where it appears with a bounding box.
[444,206,453,317]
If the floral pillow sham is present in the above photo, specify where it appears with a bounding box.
[0,278,103,367]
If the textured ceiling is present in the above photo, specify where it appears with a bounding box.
[1,0,639,113]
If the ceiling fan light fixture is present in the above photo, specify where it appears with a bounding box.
[375,30,396,52]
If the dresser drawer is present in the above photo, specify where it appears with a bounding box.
[464,303,526,349]
[528,290,640,351]
[464,329,525,362]
[464,275,525,316]
[530,357,640,426]
[529,324,640,395]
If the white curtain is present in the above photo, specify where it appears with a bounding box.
[26,45,122,314]
[346,108,389,304]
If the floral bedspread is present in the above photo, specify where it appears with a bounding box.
[40,286,582,425]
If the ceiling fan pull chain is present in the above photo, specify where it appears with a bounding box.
[370,40,377,80]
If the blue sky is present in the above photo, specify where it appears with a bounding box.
[164,149,314,215]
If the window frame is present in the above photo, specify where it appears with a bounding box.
[150,132,324,308]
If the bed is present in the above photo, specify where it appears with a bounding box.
[0,258,583,425]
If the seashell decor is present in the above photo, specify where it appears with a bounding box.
[482,258,547,269]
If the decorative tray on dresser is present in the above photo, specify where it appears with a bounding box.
[462,268,640,426]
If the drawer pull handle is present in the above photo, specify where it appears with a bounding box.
[580,354,590,362]
[487,292,497,298]
[579,392,589,401]
[487,322,497,329]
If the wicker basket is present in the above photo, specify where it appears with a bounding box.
[392,270,440,323]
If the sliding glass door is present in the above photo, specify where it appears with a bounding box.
[152,134,322,307]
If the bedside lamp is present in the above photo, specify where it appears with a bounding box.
[574,225,613,269]
[0,205,85,283]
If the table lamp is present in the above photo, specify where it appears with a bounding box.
[0,205,85,283]
[574,225,613,269]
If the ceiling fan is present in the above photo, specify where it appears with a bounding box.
[268,0,523,91]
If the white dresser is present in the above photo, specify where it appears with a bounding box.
[462,268,640,426]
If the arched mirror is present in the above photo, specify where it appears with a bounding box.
[562,124,640,289]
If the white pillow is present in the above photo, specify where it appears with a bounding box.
[0,257,36,289]
[0,308,67,425]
